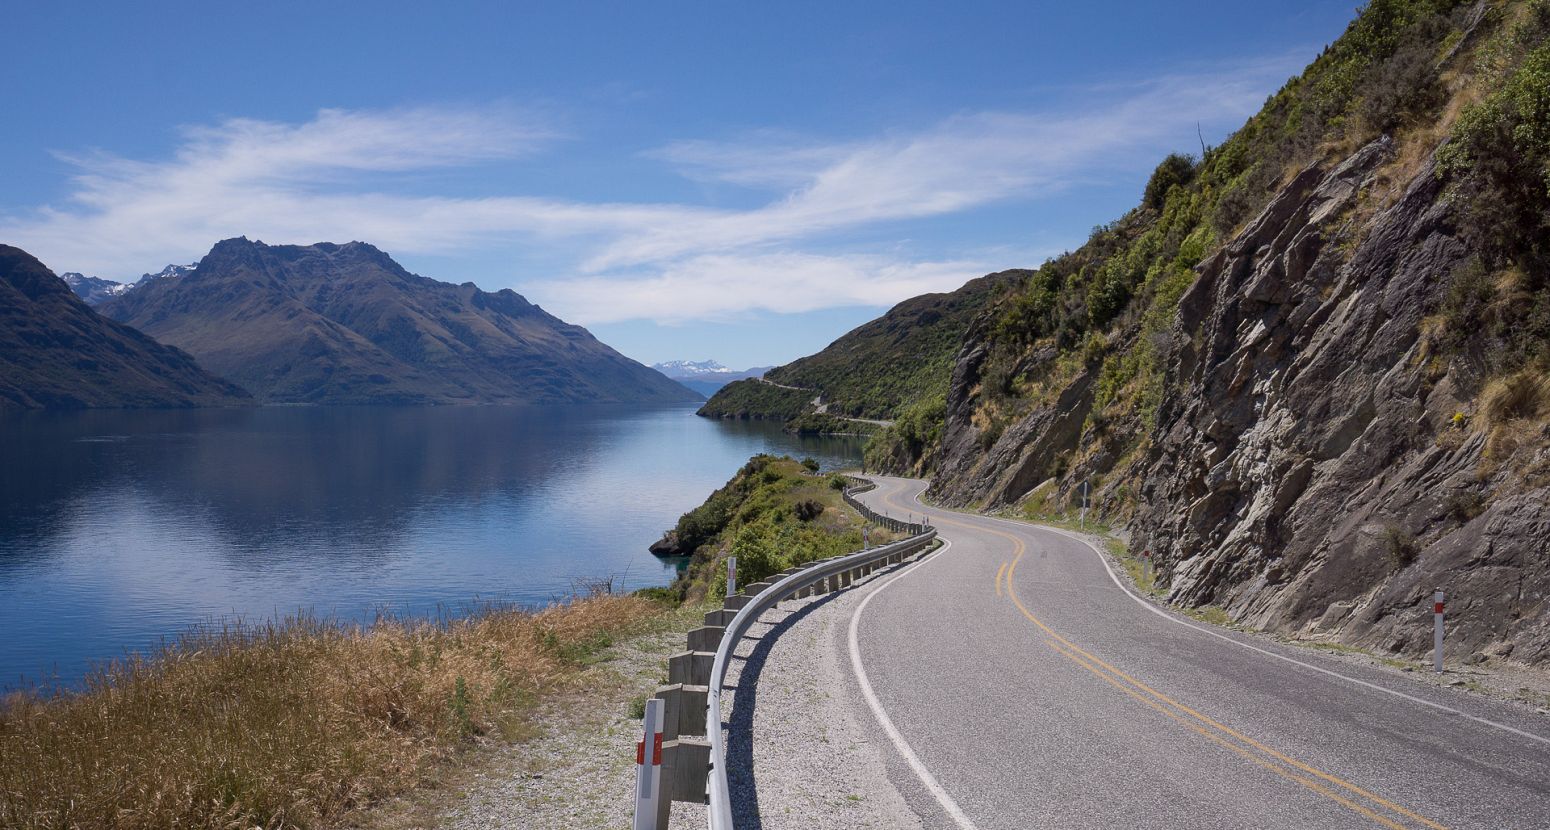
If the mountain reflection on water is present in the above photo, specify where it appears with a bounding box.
[0,403,863,687]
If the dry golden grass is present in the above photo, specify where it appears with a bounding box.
[0,594,664,829]
[1481,368,1550,427]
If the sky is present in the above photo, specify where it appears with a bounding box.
[2,1,1363,369]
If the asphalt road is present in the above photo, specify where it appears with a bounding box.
[843,475,1550,830]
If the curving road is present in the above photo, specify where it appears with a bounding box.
[841,475,1550,830]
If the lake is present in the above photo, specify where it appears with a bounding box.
[0,404,863,688]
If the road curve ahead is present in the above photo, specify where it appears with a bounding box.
[845,475,1550,830]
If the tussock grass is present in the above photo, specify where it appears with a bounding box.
[0,594,663,829]
[1480,368,1550,427]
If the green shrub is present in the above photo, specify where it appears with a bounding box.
[1439,40,1550,271]
[1143,153,1198,211]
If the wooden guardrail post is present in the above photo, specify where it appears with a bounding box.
[667,651,714,686]
[686,625,725,653]
[655,683,708,740]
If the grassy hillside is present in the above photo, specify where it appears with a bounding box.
[765,270,1024,419]
[652,455,896,602]
[696,379,812,420]
[697,271,1022,429]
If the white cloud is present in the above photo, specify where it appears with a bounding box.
[586,67,1284,273]
[2,58,1296,321]
[536,252,997,325]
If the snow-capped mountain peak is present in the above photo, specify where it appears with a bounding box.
[651,359,731,376]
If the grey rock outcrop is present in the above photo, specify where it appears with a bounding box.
[930,135,1550,665]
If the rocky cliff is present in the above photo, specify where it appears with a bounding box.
[0,245,249,410]
[865,1,1550,665]
[101,238,701,406]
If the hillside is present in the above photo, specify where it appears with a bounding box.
[816,1,1550,665]
[0,246,249,410]
[697,270,1021,429]
[101,238,701,406]
[648,455,892,603]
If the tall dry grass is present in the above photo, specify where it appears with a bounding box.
[0,594,662,829]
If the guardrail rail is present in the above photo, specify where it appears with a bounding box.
[630,479,936,829]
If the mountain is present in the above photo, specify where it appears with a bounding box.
[61,264,196,305]
[100,238,701,406]
[697,271,1020,426]
[770,2,1550,665]
[0,245,250,410]
[60,273,132,304]
[652,359,771,396]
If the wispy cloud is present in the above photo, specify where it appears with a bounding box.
[2,58,1294,322]
[540,251,999,324]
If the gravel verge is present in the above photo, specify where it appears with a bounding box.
[718,567,925,830]
[439,625,690,830]
[351,616,696,830]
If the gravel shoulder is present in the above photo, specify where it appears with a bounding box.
[717,566,925,830]
[352,611,698,830]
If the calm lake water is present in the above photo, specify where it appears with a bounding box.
[0,404,863,688]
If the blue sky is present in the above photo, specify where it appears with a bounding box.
[3,1,1361,368]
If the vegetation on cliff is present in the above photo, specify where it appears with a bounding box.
[653,455,889,602]
[869,0,1531,478]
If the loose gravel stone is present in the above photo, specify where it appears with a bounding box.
[433,626,688,830]
[719,569,924,830]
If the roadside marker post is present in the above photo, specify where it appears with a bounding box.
[726,556,737,598]
[632,697,665,830]
[1433,589,1446,674]
[1142,549,1152,583]
[1080,480,1090,531]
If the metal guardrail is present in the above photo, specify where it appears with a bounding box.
[705,482,936,829]
[840,477,929,534]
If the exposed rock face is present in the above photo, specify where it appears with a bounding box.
[931,137,1550,665]
[0,245,249,410]
[101,238,700,406]
[1134,137,1547,664]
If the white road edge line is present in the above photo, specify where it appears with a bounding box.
[963,506,1550,749]
[847,536,983,830]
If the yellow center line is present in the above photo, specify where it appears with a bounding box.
[874,486,1446,830]
[995,561,1007,597]
[1044,639,1410,830]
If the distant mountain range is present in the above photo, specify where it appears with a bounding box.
[0,245,249,410]
[650,359,770,396]
[61,264,197,305]
[98,237,701,406]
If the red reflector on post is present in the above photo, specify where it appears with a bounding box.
[636,733,663,765]
[1434,602,1445,614]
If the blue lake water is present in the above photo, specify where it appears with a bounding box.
[0,404,863,688]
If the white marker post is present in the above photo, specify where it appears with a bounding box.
[726,556,737,597]
[632,697,665,830]
[1080,480,1090,531]
[863,526,870,549]
[1433,589,1446,674]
